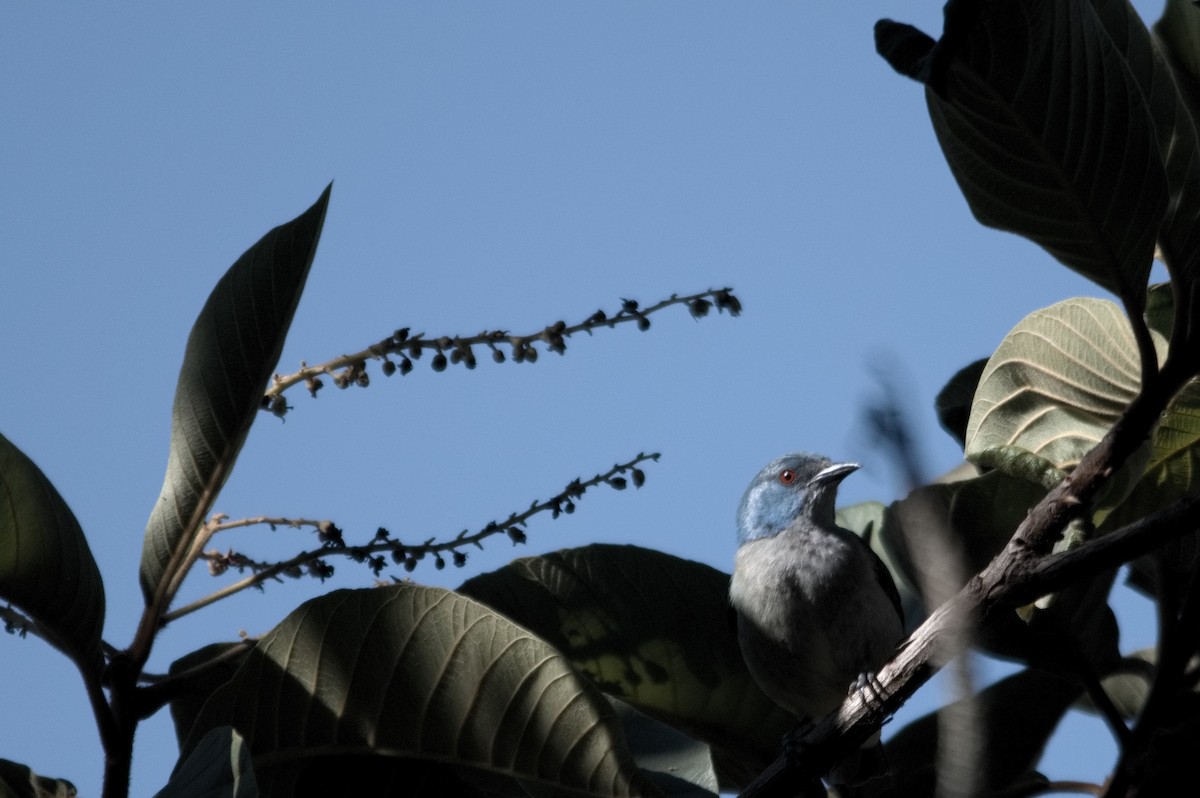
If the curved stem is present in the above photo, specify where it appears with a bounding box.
[265,288,739,399]
[162,453,659,624]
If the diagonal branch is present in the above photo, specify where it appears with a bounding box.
[741,488,1200,796]
[740,361,1196,796]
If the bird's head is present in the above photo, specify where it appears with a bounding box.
[735,453,859,545]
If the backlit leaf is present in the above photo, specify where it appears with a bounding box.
[1100,0,1200,357]
[0,432,104,665]
[182,585,659,798]
[167,642,252,747]
[878,1,1167,306]
[934,357,988,448]
[878,668,1080,797]
[458,544,792,792]
[965,298,1161,470]
[156,726,257,798]
[140,185,331,605]
[0,759,76,798]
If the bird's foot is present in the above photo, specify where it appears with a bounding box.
[849,670,887,716]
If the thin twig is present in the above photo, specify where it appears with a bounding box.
[161,452,660,624]
[0,604,35,640]
[262,288,741,414]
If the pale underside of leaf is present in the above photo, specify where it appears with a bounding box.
[966,298,1147,469]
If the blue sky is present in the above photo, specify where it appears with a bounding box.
[0,3,1163,795]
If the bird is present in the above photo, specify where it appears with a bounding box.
[730,452,905,785]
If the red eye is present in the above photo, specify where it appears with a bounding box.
[779,469,797,485]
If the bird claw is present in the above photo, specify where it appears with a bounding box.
[849,670,887,714]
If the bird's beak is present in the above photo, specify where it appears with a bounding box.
[810,462,859,486]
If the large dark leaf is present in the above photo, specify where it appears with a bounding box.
[140,185,331,605]
[878,668,1080,797]
[608,699,718,797]
[0,759,76,798]
[933,357,988,448]
[181,585,659,798]
[888,470,1048,582]
[845,468,1121,674]
[457,544,793,792]
[1098,0,1200,363]
[0,432,104,666]
[835,501,924,630]
[167,642,253,747]
[877,1,1167,307]
[156,726,257,798]
[1157,0,1200,86]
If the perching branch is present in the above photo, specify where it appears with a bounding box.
[160,452,660,624]
[741,487,1200,797]
[741,360,1197,796]
[261,288,741,417]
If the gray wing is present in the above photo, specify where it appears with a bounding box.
[868,543,904,626]
[845,528,904,626]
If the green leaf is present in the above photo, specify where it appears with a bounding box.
[991,569,1123,675]
[608,699,718,798]
[140,184,331,605]
[167,642,252,747]
[182,585,660,798]
[1100,373,1200,598]
[0,432,105,665]
[877,466,1121,672]
[1102,377,1200,531]
[878,1,1168,305]
[878,667,1080,797]
[457,544,792,792]
[0,760,76,798]
[965,297,1161,471]
[1103,278,1200,545]
[887,470,1048,582]
[1079,650,1155,719]
[1146,282,1176,343]
[156,727,257,798]
[1096,0,1200,360]
[934,357,988,448]
[1156,0,1200,87]
[836,501,924,629]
